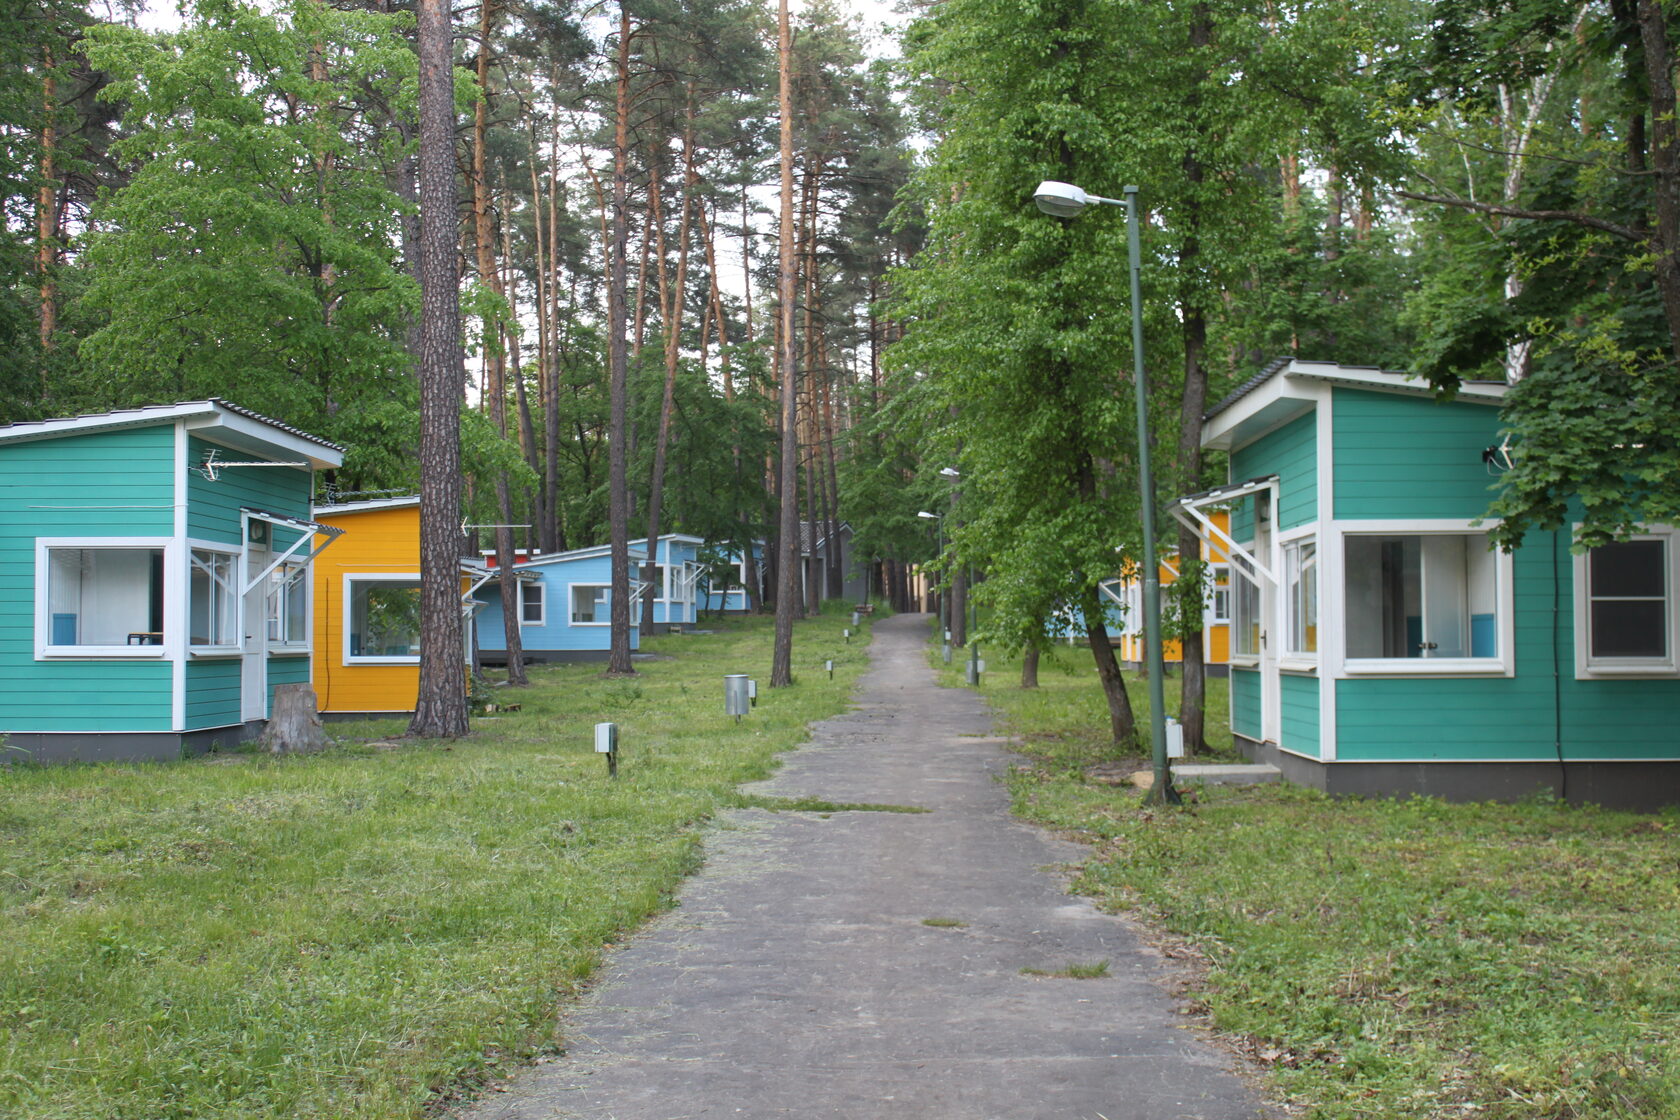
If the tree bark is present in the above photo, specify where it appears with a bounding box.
[769,0,800,688]
[1021,645,1039,689]
[1085,587,1139,748]
[605,1,636,676]
[37,45,59,379]
[408,0,469,738]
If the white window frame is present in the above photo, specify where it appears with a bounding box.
[35,537,173,659]
[1336,520,1514,678]
[1229,551,1263,667]
[519,580,546,626]
[1279,530,1318,670]
[1208,562,1231,625]
[266,560,311,652]
[1574,525,1680,678]
[188,542,243,655]
[569,582,611,626]
[343,572,422,665]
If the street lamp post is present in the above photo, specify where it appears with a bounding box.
[1033,179,1176,805]
[916,510,945,635]
[938,467,979,685]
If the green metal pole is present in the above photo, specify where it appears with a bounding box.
[1126,187,1177,805]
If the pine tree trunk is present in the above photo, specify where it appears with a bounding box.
[36,46,58,378]
[1086,587,1139,748]
[605,1,636,676]
[409,0,469,738]
[769,0,800,688]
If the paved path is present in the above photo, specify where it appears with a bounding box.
[458,613,1263,1120]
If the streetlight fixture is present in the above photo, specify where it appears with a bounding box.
[939,467,980,686]
[917,510,946,634]
[1033,179,1176,805]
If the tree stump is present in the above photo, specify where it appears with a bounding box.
[259,683,331,754]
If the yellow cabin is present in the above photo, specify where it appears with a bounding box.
[1114,509,1232,672]
[311,498,427,717]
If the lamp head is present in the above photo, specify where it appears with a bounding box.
[917,511,940,520]
[1033,180,1089,217]
[939,467,961,479]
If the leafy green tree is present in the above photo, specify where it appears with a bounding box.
[77,0,422,488]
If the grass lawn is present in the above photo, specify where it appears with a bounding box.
[0,606,870,1120]
[948,638,1680,1119]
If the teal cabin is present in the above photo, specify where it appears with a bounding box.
[0,402,343,763]
[1178,359,1680,809]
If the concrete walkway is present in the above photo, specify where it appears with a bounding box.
[458,613,1263,1120]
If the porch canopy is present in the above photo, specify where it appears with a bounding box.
[1168,476,1279,587]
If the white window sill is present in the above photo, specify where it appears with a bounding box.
[268,646,312,657]
[188,647,242,658]
[1577,661,1678,680]
[1228,657,1261,670]
[1343,658,1511,677]
[346,656,420,666]
[570,620,608,627]
[39,646,167,659]
[1278,658,1318,674]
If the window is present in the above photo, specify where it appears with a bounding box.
[189,548,240,648]
[1577,532,1677,675]
[571,584,610,624]
[267,562,309,646]
[42,544,166,652]
[519,581,544,625]
[347,577,421,661]
[1283,539,1317,657]
[1210,564,1230,624]
[646,563,668,600]
[1344,532,1500,664]
[1231,554,1261,660]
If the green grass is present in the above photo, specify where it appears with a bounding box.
[951,632,1680,1118]
[0,606,872,1120]
[921,917,966,929]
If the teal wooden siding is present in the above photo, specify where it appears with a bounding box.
[1230,668,1262,739]
[1231,412,1316,530]
[1336,530,1680,761]
[267,654,309,714]
[1332,390,1502,520]
[1279,673,1320,758]
[0,426,176,732]
[185,657,241,729]
[1229,495,1253,542]
[187,436,313,544]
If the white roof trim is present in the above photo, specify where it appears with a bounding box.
[314,496,422,516]
[0,401,343,469]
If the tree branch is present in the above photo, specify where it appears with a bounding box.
[1394,189,1643,241]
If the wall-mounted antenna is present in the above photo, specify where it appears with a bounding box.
[1482,434,1514,474]
[196,448,307,481]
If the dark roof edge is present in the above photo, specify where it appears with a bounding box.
[1203,356,1294,422]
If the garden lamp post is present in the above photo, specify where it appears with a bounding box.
[939,467,979,685]
[917,510,945,632]
[1032,179,1176,805]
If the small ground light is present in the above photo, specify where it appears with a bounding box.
[844,628,851,643]
[725,674,750,721]
[595,721,619,777]
[826,659,834,679]
[749,678,758,707]
[851,610,860,627]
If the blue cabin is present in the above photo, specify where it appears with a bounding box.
[1179,359,1680,809]
[0,401,343,762]
[702,541,768,614]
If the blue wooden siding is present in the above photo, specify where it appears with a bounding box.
[186,436,312,543]
[0,426,176,732]
[1231,412,1316,530]
[185,658,241,729]
[477,551,639,653]
[1230,668,1262,739]
[1332,390,1502,520]
[1279,673,1320,758]
[1336,530,1680,761]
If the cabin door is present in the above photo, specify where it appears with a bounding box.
[242,543,269,722]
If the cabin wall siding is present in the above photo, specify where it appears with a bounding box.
[1230,668,1262,740]
[1279,673,1320,758]
[1331,390,1502,521]
[1231,412,1316,531]
[0,426,176,732]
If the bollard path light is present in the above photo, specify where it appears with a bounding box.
[595,721,619,778]
[725,674,750,722]
[748,678,758,707]
[825,659,834,679]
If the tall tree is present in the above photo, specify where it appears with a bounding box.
[769,0,799,687]
[408,0,468,737]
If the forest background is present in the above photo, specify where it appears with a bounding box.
[4,0,1677,750]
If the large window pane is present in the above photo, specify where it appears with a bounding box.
[267,563,308,644]
[48,547,165,647]
[1345,533,1497,660]
[349,580,421,657]
[520,581,544,624]
[1285,540,1317,655]
[571,585,609,624]
[1232,555,1260,658]
[190,549,239,646]
[1587,540,1666,659]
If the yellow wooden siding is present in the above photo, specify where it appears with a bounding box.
[312,506,422,714]
[1118,510,1230,667]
